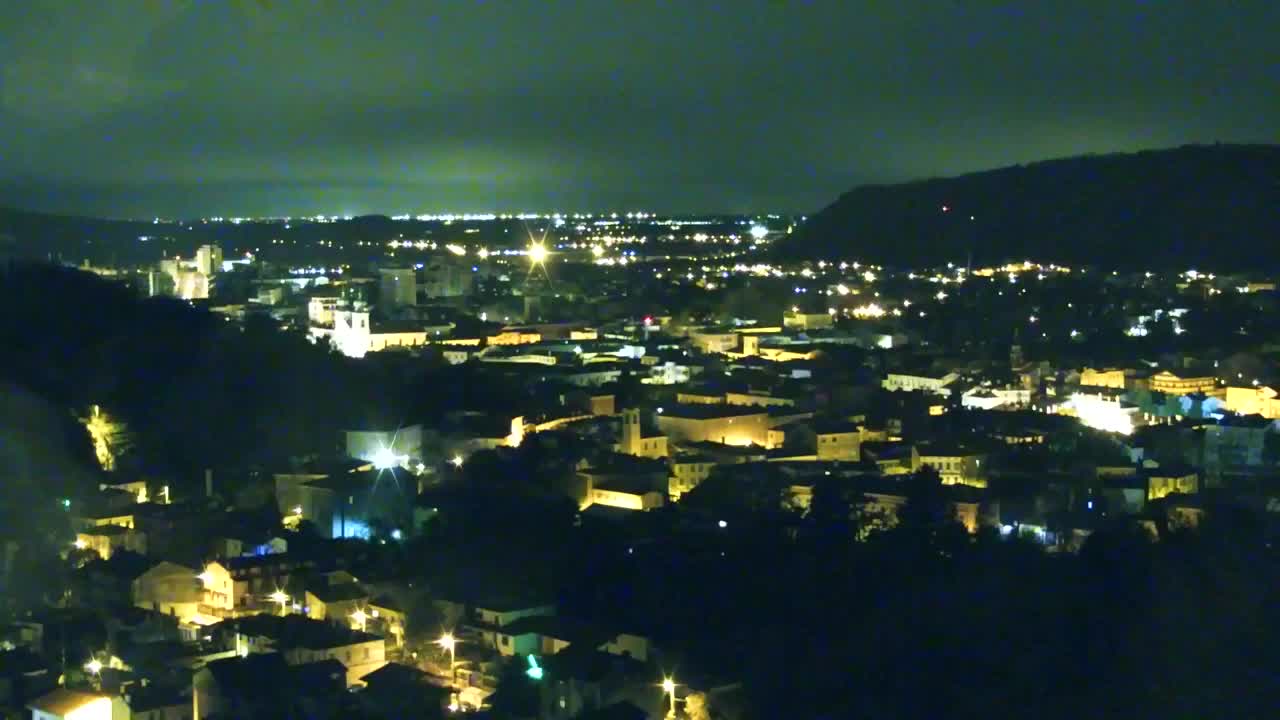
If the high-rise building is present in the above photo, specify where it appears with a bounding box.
[196,245,223,276]
[378,268,417,308]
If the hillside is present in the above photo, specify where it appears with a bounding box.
[778,144,1280,270]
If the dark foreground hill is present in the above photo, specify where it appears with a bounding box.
[779,144,1280,271]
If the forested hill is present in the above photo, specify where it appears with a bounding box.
[777,144,1280,271]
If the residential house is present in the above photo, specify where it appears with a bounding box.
[357,663,450,718]
[916,444,990,488]
[227,614,386,686]
[75,525,147,560]
[1223,384,1280,419]
[304,583,369,624]
[117,683,191,720]
[28,689,112,720]
[193,652,346,720]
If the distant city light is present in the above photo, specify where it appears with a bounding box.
[749,225,768,240]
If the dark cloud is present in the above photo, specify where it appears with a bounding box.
[0,1,1277,217]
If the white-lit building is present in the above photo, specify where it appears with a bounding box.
[1066,391,1141,435]
[883,372,959,394]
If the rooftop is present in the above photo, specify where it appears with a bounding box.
[28,688,109,715]
[657,403,769,420]
[227,614,380,649]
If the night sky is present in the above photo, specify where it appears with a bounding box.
[1,1,1277,217]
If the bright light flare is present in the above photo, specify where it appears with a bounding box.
[527,242,548,264]
[85,658,103,675]
[437,632,457,652]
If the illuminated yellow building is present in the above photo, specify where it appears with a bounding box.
[725,391,795,408]
[1148,370,1217,395]
[782,310,834,331]
[28,689,113,720]
[814,421,862,461]
[1223,385,1280,419]
[616,408,668,458]
[917,446,989,488]
[305,583,370,622]
[676,390,723,405]
[656,405,773,447]
[75,525,146,560]
[1079,368,1127,389]
[883,372,959,394]
[133,561,232,624]
[669,456,716,500]
[1146,468,1199,501]
[486,331,542,346]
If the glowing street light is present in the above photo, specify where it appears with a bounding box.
[371,446,406,470]
[351,608,369,632]
[437,632,458,685]
[73,538,88,550]
[451,454,464,469]
[527,242,548,265]
[269,589,290,616]
[661,677,678,718]
[84,658,103,676]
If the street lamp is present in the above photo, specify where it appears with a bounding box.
[527,242,548,265]
[84,658,103,676]
[661,677,677,719]
[437,632,457,686]
[451,454,464,468]
[268,589,290,616]
[351,608,369,632]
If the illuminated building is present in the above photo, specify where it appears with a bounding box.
[195,244,223,276]
[378,267,417,308]
[813,420,863,461]
[1148,370,1217,396]
[782,310,834,331]
[75,525,147,560]
[1080,367,1127,389]
[1144,465,1199,500]
[174,270,210,300]
[304,582,369,622]
[1223,384,1280,419]
[307,296,338,326]
[1066,391,1140,435]
[28,689,112,720]
[882,372,959,394]
[345,426,423,467]
[132,561,231,626]
[655,404,775,447]
[916,445,989,488]
[227,614,387,686]
[617,408,669,459]
[669,455,716,500]
[486,330,542,346]
[577,455,668,510]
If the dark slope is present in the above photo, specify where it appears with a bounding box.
[779,144,1280,270]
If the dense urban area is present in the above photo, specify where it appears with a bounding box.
[1,207,1278,720]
